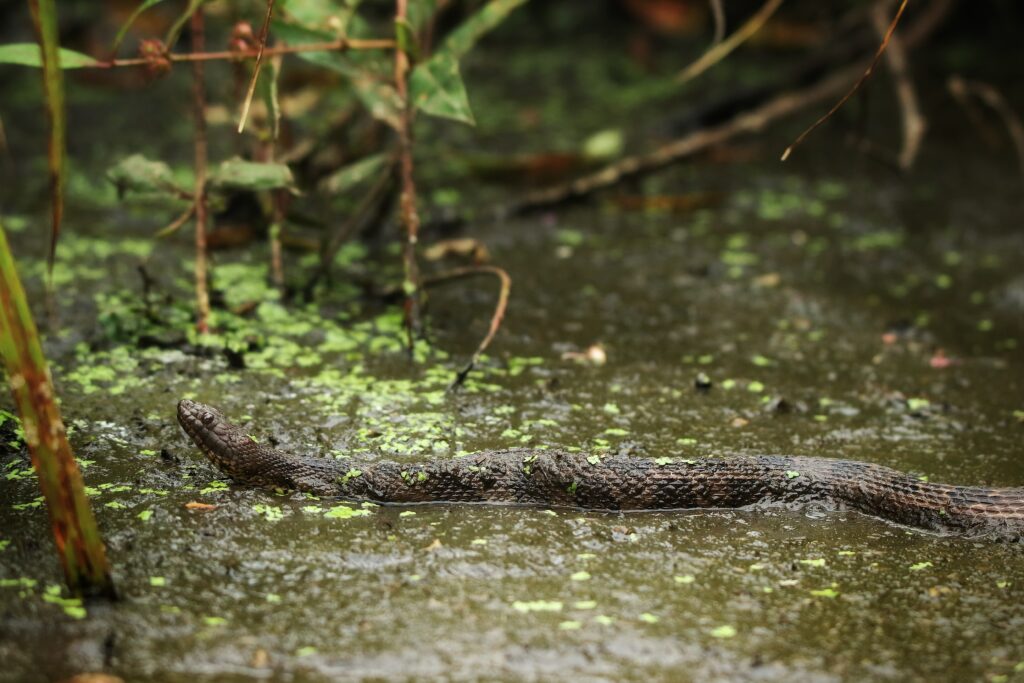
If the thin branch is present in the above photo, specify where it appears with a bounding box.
[677,0,783,85]
[154,203,195,238]
[871,0,925,169]
[190,8,211,334]
[89,38,395,69]
[709,0,726,47]
[949,76,1024,185]
[304,163,396,296]
[506,62,868,215]
[491,0,947,217]
[419,266,511,389]
[237,0,276,134]
[780,0,908,161]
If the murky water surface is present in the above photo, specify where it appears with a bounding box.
[2,26,1024,683]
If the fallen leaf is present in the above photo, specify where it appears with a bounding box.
[562,344,607,365]
[185,502,218,511]
[423,238,490,263]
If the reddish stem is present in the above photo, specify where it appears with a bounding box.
[393,0,422,347]
[99,38,395,69]
[190,8,211,333]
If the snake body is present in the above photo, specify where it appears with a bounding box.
[177,399,1024,541]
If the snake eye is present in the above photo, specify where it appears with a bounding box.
[201,412,215,425]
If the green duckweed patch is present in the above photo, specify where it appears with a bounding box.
[324,505,371,519]
[710,625,737,639]
[512,600,563,613]
[42,585,86,620]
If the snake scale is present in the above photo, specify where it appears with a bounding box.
[177,399,1024,541]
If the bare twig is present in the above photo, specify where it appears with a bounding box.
[419,266,511,389]
[154,203,195,238]
[495,0,948,216]
[304,164,396,296]
[709,0,726,47]
[190,8,211,334]
[394,0,422,348]
[506,62,869,214]
[678,0,783,85]
[237,0,276,134]
[780,0,908,161]
[949,76,1024,185]
[90,38,394,69]
[871,0,925,169]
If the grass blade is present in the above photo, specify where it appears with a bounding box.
[27,0,66,274]
[237,0,277,134]
[110,0,170,56]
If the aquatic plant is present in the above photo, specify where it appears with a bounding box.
[0,224,114,598]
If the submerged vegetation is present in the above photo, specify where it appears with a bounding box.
[2,0,1024,681]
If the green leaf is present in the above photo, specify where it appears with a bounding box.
[405,0,438,32]
[319,153,390,194]
[0,44,99,69]
[280,0,362,35]
[208,158,298,194]
[107,154,188,198]
[408,0,528,124]
[271,20,402,128]
[409,52,474,124]
[437,0,529,60]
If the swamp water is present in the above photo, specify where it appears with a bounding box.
[2,151,1024,681]
[1,25,1023,683]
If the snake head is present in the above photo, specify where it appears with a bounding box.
[177,399,339,494]
[177,399,225,440]
[177,399,256,476]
